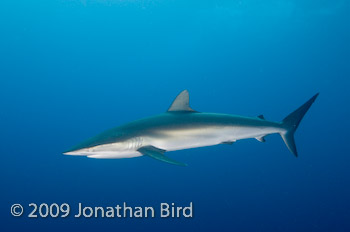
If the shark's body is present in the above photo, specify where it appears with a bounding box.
[64,90,318,166]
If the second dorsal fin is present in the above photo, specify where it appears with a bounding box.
[167,90,196,112]
[258,115,265,120]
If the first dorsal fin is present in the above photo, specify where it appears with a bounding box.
[167,90,196,112]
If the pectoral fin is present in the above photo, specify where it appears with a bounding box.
[138,146,187,167]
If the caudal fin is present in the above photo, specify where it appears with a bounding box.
[280,93,319,157]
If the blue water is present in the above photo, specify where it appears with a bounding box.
[1,0,349,231]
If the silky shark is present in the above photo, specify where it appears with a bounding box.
[64,90,319,166]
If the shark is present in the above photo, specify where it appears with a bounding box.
[63,90,319,166]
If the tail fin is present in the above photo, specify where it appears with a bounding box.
[280,93,319,157]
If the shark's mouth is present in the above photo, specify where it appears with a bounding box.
[87,151,141,159]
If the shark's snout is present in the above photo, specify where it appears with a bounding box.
[63,147,90,156]
[63,150,82,156]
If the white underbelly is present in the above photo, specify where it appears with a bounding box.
[148,126,279,151]
[148,127,237,151]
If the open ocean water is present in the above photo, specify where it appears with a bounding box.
[0,0,349,231]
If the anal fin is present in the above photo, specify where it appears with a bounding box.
[138,146,187,167]
[256,136,266,142]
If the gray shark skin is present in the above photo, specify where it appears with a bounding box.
[64,90,319,166]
